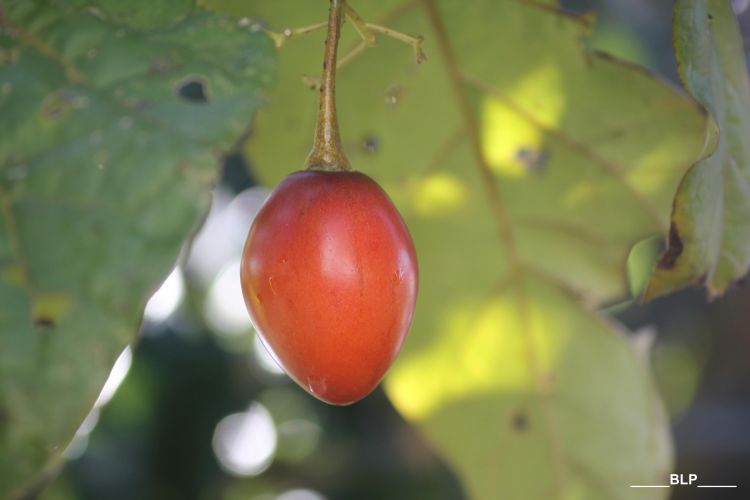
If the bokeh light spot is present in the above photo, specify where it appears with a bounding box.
[143,267,185,322]
[212,403,277,476]
[95,346,133,408]
[63,408,100,460]
[205,258,253,337]
[277,489,326,500]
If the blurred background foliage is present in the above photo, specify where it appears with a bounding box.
[11,0,750,499]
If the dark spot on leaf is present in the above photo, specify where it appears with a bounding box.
[512,411,529,432]
[708,13,713,21]
[515,147,549,173]
[41,90,77,119]
[657,224,683,270]
[177,78,207,102]
[43,103,65,118]
[301,75,319,90]
[34,316,56,329]
[361,134,379,155]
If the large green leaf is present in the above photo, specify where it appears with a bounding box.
[645,0,750,299]
[210,1,705,498]
[0,0,275,496]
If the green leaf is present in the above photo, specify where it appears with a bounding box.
[210,1,705,498]
[0,1,275,496]
[645,0,750,299]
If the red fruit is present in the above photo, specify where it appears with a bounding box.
[240,170,418,405]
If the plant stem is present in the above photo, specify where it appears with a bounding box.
[305,0,351,172]
[264,21,327,48]
[343,3,376,46]
[366,23,426,63]
[344,2,426,63]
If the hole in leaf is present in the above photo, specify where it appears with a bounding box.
[177,78,208,102]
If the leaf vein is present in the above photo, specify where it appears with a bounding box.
[422,0,568,496]
[460,72,667,231]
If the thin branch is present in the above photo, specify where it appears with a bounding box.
[336,39,368,69]
[264,21,327,48]
[343,3,376,46]
[302,0,425,91]
[365,23,426,63]
[344,2,426,63]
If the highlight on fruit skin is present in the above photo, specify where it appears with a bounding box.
[240,170,418,405]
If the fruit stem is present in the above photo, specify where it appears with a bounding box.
[305,0,352,172]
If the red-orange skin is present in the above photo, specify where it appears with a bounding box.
[240,171,418,405]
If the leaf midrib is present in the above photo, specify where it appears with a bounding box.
[421,0,567,496]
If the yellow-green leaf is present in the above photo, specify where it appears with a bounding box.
[646,0,750,299]
[211,1,706,498]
